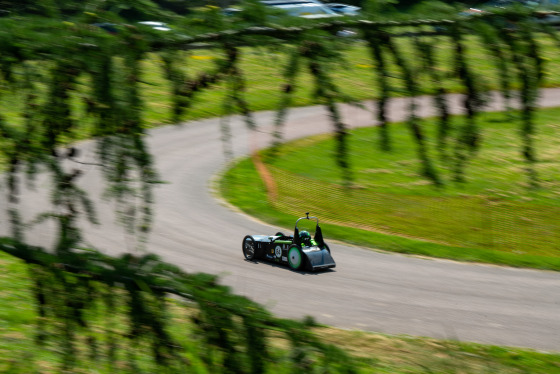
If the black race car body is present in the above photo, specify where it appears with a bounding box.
[242,213,336,271]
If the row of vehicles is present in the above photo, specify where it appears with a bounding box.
[463,0,560,26]
[260,0,360,18]
[224,0,360,19]
[99,1,360,37]
[257,0,360,36]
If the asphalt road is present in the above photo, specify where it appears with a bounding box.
[3,90,560,352]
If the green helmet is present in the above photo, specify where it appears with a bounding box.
[299,230,311,242]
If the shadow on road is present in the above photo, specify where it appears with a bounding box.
[244,259,336,275]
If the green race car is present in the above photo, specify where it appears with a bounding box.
[242,213,336,271]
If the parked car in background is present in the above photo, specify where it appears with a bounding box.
[260,0,357,36]
[92,22,119,34]
[325,3,361,15]
[223,7,242,16]
[481,0,559,7]
[92,21,173,34]
[261,0,339,18]
[137,21,171,31]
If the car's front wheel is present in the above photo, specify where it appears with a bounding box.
[243,235,258,260]
[288,245,304,270]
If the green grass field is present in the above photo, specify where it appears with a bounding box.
[220,108,560,271]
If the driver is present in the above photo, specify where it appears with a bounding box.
[299,230,312,247]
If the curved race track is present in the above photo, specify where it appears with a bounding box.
[6,91,560,352]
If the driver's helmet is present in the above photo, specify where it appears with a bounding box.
[299,230,311,245]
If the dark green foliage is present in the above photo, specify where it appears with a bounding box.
[362,0,399,18]
[223,44,257,130]
[271,47,301,154]
[380,30,443,185]
[236,0,272,27]
[364,27,392,152]
[507,21,542,188]
[299,38,354,185]
[0,0,170,20]
[160,45,239,123]
[408,0,459,17]
[0,7,558,372]
[160,50,189,123]
[476,21,514,113]
[449,22,483,183]
[413,36,451,162]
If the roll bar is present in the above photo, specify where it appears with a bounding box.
[295,212,319,229]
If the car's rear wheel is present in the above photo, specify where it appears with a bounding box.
[288,245,303,270]
[243,235,257,260]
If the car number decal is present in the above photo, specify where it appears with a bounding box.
[275,246,282,258]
